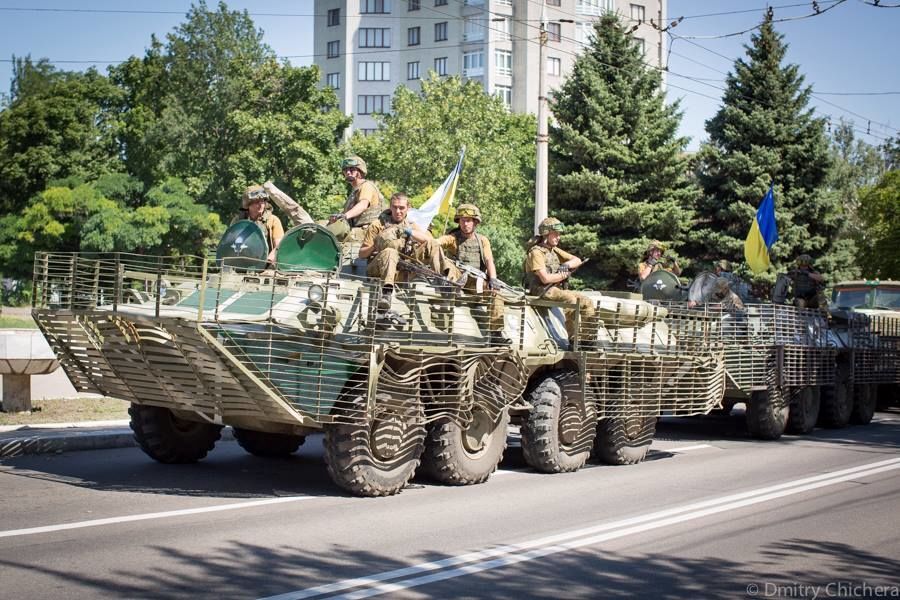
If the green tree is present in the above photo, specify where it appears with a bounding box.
[351,74,536,281]
[549,14,698,290]
[109,1,350,218]
[0,56,122,215]
[857,171,900,280]
[694,16,847,283]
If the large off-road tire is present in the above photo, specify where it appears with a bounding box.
[711,398,737,416]
[745,390,789,440]
[233,427,306,457]
[521,370,596,473]
[594,416,656,465]
[786,386,821,434]
[323,393,426,497]
[128,403,222,464]
[819,375,853,428]
[421,408,509,485]
[850,384,877,425]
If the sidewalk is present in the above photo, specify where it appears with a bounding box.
[0,420,234,459]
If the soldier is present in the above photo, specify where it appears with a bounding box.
[262,181,315,227]
[788,254,827,309]
[712,277,745,311]
[231,185,285,265]
[524,217,596,343]
[435,203,510,346]
[359,193,459,309]
[330,155,387,242]
[638,240,682,281]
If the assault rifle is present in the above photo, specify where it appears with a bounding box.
[397,259,463,291]
[537,258,589,296]
[451,260,524,298]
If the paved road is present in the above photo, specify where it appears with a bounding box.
[0,411,898,599]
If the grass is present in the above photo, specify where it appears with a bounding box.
[0,316,37,329]
[0,397,129,426]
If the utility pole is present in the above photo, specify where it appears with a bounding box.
[533,0,549,235]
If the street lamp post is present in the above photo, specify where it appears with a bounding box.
[534,3,549,235]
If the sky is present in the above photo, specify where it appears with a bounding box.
[0,0,897,152]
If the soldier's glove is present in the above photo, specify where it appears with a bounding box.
[328,213,346,224]
[489,277,501,290]
[646,257,658,267]
[403,227,413,238]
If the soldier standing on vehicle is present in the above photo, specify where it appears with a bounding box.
[523,217,596,343]
[788,254,827,309]
[638,240,682,281]
[359,193,459,309]
[231,185,285,265]
[712,277,745,311]
[329,155,387,242]
[435,203,510,346]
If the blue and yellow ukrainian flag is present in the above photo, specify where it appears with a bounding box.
[744,184,779,274]
[407,147,465,229]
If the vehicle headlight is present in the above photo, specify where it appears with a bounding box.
[308,284,325,303]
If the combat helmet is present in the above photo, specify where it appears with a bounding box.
[716,259,732,272]
[454,203,482,223]
[538,217,565,235]
[647,240,667,253]
[341,155,368,176]
[241,185,269,209]
[796,254,813,267]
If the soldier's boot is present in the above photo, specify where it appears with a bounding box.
[489,330,512,347]
[378,285,394,311]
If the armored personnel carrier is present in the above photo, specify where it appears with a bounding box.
[32,223,725,496]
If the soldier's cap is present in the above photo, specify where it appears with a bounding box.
[796,254,813,266]
[538,217,565,235]
[241,185,269,209]
[341,155,368,176]
[648,240,667,252]
[454,203,482,223]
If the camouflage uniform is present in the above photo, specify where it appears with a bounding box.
[333,156,386,242]
[436,225,504,332]
[638,240,681,279]
[230,185,285,252]
[789,255,827,309]
[363,211,457,284]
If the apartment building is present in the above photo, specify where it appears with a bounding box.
[314,0,665,134]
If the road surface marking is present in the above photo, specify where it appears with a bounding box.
[668,444,714,452]
[262,457,900,600]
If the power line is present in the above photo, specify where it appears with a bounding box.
[671,0,848,40]
[678,1,844,20]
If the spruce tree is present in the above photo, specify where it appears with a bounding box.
[694,16,846,283]
[549,13,696,290]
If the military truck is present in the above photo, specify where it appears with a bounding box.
[32,223,725,496]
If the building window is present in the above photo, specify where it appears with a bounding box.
[360,0,390,14]
[635,37,646,56]
[327,40,340,58]
[496,0,511,6]
[327,8,340,26]
[408,26,420,46]
[434,22,448,42]
[326,72,341,88]
[463,50,484,76]
[359,28,391,48]
[464,0,485,5]
[576,0,603,16]
[495,49,512,76]
[464,16,485,42]
[547,0,561,5]
[434,57,448,76]
[630,3,645,22]
[547,22,561,43]
[358,61,391,81]
[494,17,510,41]
[359,128,379,136]
[408,0,420,9]
[435,0,448,5]
[547,57,561,76]
[407,61,420,80]
[495,85,511,109]
[357,95,391,115]
[576,21,593,46]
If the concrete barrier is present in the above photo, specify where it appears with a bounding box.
[0,329,60,412]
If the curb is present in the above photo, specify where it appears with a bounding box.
[0,426,235,459]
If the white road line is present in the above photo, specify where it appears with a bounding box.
[0,496,317,539]
[667,444,714,453]
[263,457,900,600]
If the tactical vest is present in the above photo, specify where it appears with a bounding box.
[453,230,484,270]
[344,181,386,227]
[525,245,561,296]
[792,270,817,299]
[373,210,409,249]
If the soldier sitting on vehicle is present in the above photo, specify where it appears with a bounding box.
[524,217,596,343]
[787,254,827,309]
[638,240,682,281]
[434,203,510,346]
[359,192,460,310]
[231,185,285,265]
[712,277,745,311]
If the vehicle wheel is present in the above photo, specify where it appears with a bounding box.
[421,408,509,485]
[521,370,596,473]
[129,403,222,464]
[819,376,853,428]
[786,386,820,434]
[594,415,656,465]
[745,390,789,440]
[323,392,425,497]
[711,398,736,416]
[233,427,305,457]
[850,384,877,425]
